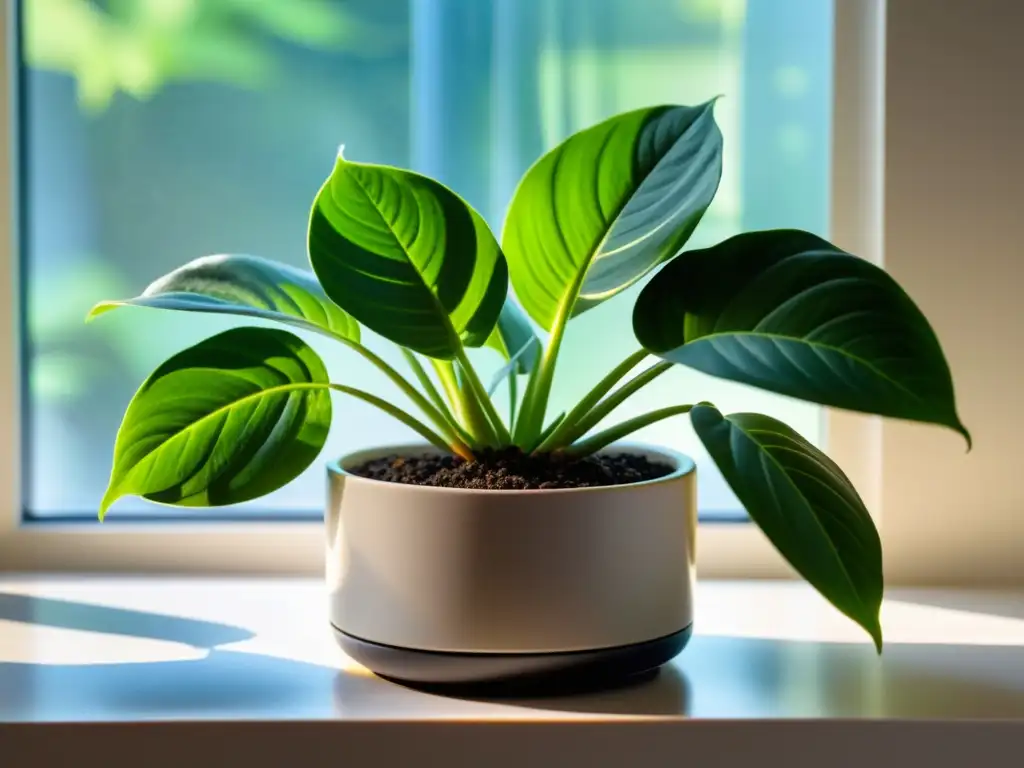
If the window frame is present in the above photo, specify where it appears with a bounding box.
[0,0,884,576]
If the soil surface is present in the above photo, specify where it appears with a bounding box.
[351,448,674,490]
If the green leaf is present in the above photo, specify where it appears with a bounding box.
[485,299,541,374]
[690,405,884,650]
[502,101,723,331]
[308,152,508,359]
[88,253,360,343]
[99,327,332,518]
[634,229,969,443]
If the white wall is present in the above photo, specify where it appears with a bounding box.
[882,0,1024,585]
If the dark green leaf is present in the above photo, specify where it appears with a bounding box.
[88,253,360,343]
[308,153,507,358]
[691,405,884,650]
[99,327,331,517]
[503,101,722,331]
[634,229,969,443]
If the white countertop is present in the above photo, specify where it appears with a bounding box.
[2,577,1023,766]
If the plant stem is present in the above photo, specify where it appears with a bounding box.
[535,411,566,447]
[432,359,461,413]
[512,281,585,448]
[432,359,469,423]
[329,383,470,458]
[533,350,649,452]
[538,361,672,452]
[401,349,450,416]
[332,335,466,450]
[400,349,473,443]
[513,329,559,447]
[455,348,512,445]
[561,403,695,458]
[433,359,496,446]
[507,372,518,431]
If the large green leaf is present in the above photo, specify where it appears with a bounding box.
[691,405,884,650]
[99,327,332,518]
[502,101,723,331]
[634,229,969,443]
[88,253,360,343]
[308,153,508,358]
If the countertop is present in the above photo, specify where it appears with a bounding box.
[1,577,1023,766]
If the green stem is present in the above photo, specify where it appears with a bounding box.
[432,359,462,413]
[331,335,465,450]
[513,283,584,448]
[400,349,473,444]
[433,359,496,446]
[533,350,649,452]
[507,372,518,432]
[329,383,464,456]
[401,349,450,417]
[455,348,512,445]
[536,411,566,447]
[561,403,696,458]
[538,361,672,452]
[433,359,468,423]
[512,331,558,447]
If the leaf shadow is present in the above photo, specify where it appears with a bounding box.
[0,591,254,648]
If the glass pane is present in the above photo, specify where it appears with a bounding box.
[19,0,832,520]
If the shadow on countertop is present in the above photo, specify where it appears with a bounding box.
[0,591,255,648]
[0,591,690,719]
[5,591,1024,720]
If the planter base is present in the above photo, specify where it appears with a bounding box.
[333,625,692,693]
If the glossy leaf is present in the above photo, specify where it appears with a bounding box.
[503,101,722,331]
[88,253,360,342]
[308,152,507,358]
[634,229,969,443]
[99,327,332,517]
[486,299,541,374]
[691,405,884,650]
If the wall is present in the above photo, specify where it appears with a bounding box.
[882,0,1024,585]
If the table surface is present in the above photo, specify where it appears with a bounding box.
[2,577,1024,723]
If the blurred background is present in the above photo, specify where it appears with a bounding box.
[19,0,833,519]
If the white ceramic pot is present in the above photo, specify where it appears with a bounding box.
[326,443,697,688]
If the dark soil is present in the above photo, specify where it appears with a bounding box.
[352,448,673,491]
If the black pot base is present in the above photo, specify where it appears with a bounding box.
[333,624,692,696]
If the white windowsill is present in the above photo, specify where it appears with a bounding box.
[2,578,1023,767]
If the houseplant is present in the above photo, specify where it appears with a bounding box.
[90,100,968,688]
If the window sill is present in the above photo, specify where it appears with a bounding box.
[0,519,786,577]
[2,578,1023,767]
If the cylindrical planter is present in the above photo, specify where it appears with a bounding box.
[326,444,697,688]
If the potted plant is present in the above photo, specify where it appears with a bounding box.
[90,100,968,689]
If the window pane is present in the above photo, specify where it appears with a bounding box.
[19,0,832,520]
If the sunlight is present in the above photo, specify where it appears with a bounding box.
[0,619,208,666]
[695,582,1024,647]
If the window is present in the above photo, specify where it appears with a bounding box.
[17,0,833,522]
